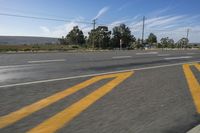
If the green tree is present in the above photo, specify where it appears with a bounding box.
[135,38,143,49]
[111,24,135,48]
[161,37,169,48]
[88,26,111,49]
[58,36,67,45]
[88,29,97,48]
[160,37,175,48]
[168,39,175,48]
[98,26,111,49]
[147,33,157,47]
[177,38,189,48]
[66,26,85,45]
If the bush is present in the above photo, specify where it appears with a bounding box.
[71,45,79,49]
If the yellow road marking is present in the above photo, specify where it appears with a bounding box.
[194,63,200,71]
[0,77,99,128]
[183,64,200,113]
[0,71,133,129]
[27,71,133,133]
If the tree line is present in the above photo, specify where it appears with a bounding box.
[58,24,190,49]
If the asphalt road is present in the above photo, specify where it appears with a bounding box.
[0,50,200,133]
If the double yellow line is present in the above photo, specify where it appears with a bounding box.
[183,63,200,113]
[0,71,133,133]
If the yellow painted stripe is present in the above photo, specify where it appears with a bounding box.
[0,71,133,129]
[183,64,200,113]
[194,63,200,71]
[27,71,133,133]
[0,77,101,129]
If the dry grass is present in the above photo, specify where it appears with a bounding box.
[0,44,84,52]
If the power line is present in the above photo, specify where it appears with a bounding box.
[1,13,200,37]
[0,12,92,24]
[133,29,200,32]
[0,6,69,19]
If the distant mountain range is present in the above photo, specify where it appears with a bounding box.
[0,36,59,45]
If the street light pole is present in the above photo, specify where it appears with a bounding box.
[120,27,123,50]
[120,39,122,50]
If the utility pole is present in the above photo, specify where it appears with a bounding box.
[93,19,96,30]
[141,16,145,47]
[186,29,189,48]
[92,19,97,49]
[186,29,189,40]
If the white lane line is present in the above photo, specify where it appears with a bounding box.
[164,56,192,60]
[158,54,170,57]
[112,56,132,59]
[136,52,158,55]
[0,60,200,88]
[28,59,66,63]
[186,53,197,55]
[0,64,39,69]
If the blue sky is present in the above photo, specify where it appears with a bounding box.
[0,0,200,42]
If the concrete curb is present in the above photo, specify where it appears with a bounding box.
[187,125,200,133]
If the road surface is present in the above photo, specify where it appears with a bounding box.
[0,50,200,133]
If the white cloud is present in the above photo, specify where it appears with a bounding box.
[39,17,92,37]
[146,15,185,29]
[118,3,130,11]
[109,20,126,26]
[123,14,200,42]
[117,0,141,12]
[154,26,200,43]
[38,12,200,43]
[148,7,170,17]
[94,6,109,19]
[108,16,141,30]
[40,26,50,34]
